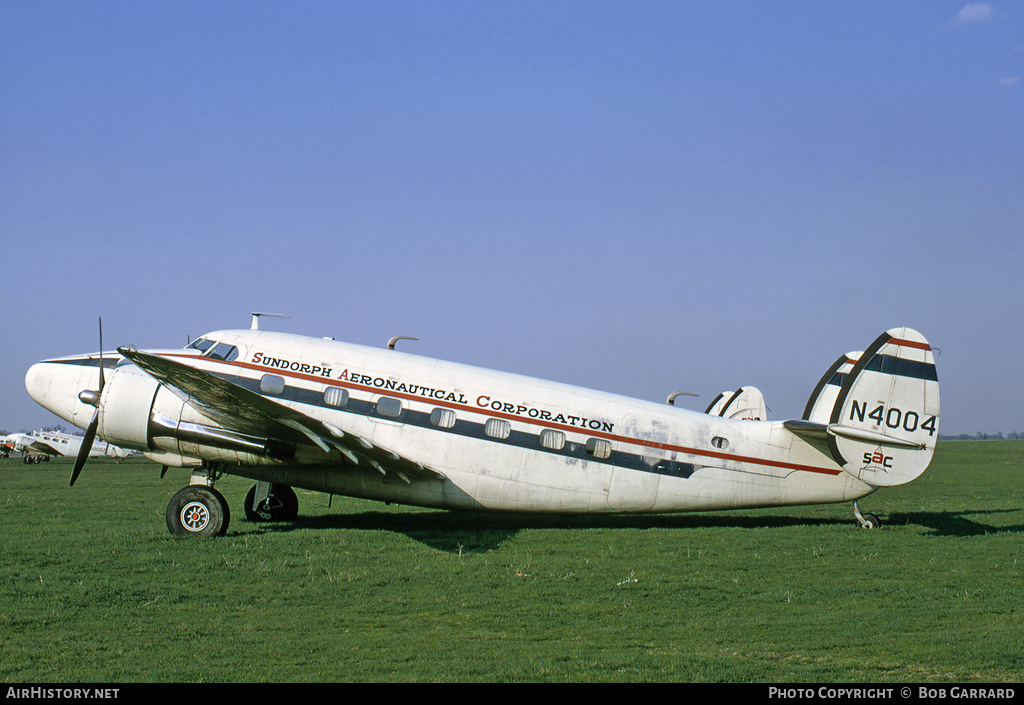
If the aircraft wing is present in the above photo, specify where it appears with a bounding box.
[21,439,61,456]
[117,347,445,483]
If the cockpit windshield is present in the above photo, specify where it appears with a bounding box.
[186,338,239,362]
[186,338,215,353]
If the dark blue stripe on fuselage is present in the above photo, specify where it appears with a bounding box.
[49,357,119,370]
[219,372,698,481]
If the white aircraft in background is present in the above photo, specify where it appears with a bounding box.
[24,316,939,537]
[3,429,132,463]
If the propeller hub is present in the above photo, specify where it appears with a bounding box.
[78,390,101,407]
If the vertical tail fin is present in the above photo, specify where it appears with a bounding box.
[802,351,862,425]
[794,328,939,487]
[706,386,767,421]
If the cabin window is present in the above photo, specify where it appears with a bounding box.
[430,408,457,429]
[712,436,729,450]
[585,437,612,459]
[539,429,565,451]
[260,374,285,395]
[376,396,403,418]
[484,418,511,439]
[324,386,349,408]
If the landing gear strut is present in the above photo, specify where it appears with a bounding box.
[853,500,881,529]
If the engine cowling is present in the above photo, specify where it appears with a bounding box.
[99,363,292,467]
[97,364,161,450]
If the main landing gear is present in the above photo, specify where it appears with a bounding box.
[165,466,299,537]
[166,485,231,538]
[243,482,299,522]
[853,500,882,529]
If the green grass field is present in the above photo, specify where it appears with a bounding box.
[2,441,1022,683]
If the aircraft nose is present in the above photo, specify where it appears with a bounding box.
[25,359,98,431]
[25,362,55,408]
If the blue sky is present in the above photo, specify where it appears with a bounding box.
[2,1,1022,436]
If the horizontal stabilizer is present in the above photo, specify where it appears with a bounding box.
[828,424,925,449]
[785,420,927,449]
[783,419,829,440]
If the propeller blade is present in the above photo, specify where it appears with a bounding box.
[98,317,105,391]
[70,410,99,487]
[70,318,106,488]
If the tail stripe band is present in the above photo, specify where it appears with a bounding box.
[863,354,937,381]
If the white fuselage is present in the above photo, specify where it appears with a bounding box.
[27,329,876,515]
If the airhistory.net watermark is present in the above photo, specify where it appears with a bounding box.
[5,688,119,700]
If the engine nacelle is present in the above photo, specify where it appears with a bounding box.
[148,402,292,466]
[99,364,293,466]
[97,364,162,450]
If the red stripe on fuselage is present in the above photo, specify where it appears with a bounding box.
[164,352,841,477]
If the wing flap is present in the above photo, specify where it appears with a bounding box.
[118,347,445,482]
[24,440,59,456]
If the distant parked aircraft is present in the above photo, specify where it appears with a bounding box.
[5,429,131,463]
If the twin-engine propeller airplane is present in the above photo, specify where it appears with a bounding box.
[4,428,132,463]
[25,317,939,537]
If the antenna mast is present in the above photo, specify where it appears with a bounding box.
[250,312,290,331]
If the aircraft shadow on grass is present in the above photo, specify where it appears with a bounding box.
[238,506,1024,552]
[886,508,1024,537]
[240,510,851,554]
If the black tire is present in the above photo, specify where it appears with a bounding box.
[861,513,881,529]
[166,485,231,537]
[243,483,299,522]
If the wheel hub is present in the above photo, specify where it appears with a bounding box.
[180,501,211,532]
